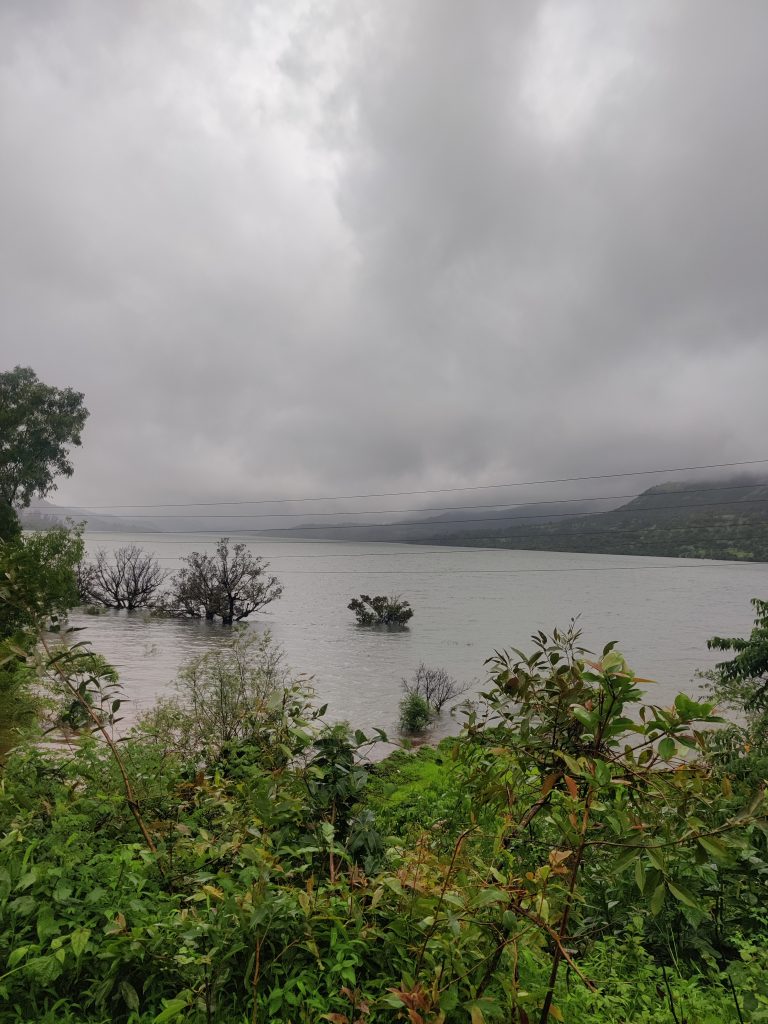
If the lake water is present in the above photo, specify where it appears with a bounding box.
[72,532,768,740]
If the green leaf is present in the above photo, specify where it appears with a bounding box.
[471,888,507,908]
[36,906,58,943]
[571,705,595,731]
[153,996,192,1023]
[634,857,646,894]
[650,883,666,916]
[120,980,140,1012]
[7,946,30,969]
[612,847,640,874]
[697,835,731,862]
[658,737,675,760]
[557,751,584,776]
[667,882,700,909]
[593,759,611,786]
[646,846,665,873]
[70,928,90,958]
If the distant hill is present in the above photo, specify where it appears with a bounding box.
[262,498,617,543]
[415,477,768,561]
[20,500,156,533]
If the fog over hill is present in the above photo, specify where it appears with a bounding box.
[416,476,768,561]
[22,476,768,562]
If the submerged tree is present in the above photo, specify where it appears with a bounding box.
[84,545,169,610]
[0,366,88,538]
[348,594,413,627]
[402,663,467,713]
[172,538,283,625]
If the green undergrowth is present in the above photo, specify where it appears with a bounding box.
[2,620,768,1022]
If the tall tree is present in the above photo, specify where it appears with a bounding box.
[0,366,89,536]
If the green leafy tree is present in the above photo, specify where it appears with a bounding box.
[0,526,84,638]
[398,691,431,734]
[707,597,768,721]
[0,366,88,538]
[348,593,413,626]
[0,526,85,753]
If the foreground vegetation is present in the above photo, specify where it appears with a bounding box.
[2,544,768,1021]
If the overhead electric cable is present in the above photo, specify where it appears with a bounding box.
[73,496,768,530]
[69,458,768,509]
[64,482,768,520]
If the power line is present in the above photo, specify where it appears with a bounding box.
[64,482,768,520]
[69,458,768,509]
[74,495,768,532]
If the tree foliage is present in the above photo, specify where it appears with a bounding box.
[0,366,88,514]
[707,597,768,719]
[171,538,283,625]
[138,629,291,762]
[348,593,413,626]
[0,526,84,637]
[0,526,85,753]
[398,691,431,734]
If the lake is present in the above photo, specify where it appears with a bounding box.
[72,532,768,740]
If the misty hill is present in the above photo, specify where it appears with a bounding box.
[20,500,157,533]
[261,496,618,543]
[416,477,768,561]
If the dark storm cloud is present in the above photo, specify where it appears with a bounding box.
[1,0,767,508]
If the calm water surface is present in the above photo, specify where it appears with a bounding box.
[73,533,768,739]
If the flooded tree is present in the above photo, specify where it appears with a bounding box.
[401,663,467,712]
[172,538,283,625]
[348,594,413,626]
[84,545,169,610]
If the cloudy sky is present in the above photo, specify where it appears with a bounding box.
[2,1,767,512]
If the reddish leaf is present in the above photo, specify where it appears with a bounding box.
[564,776,579,799]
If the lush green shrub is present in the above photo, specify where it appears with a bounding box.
[348,593,413,626]
[398,691,431,734]
[136,628,292,764]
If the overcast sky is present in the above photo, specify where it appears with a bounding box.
[2,1,767,511]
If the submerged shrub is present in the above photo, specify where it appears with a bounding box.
[348,593,413,626]
[398,691,431,734]
[136,627,293,763]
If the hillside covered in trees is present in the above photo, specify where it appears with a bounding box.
[418,478,768,561]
